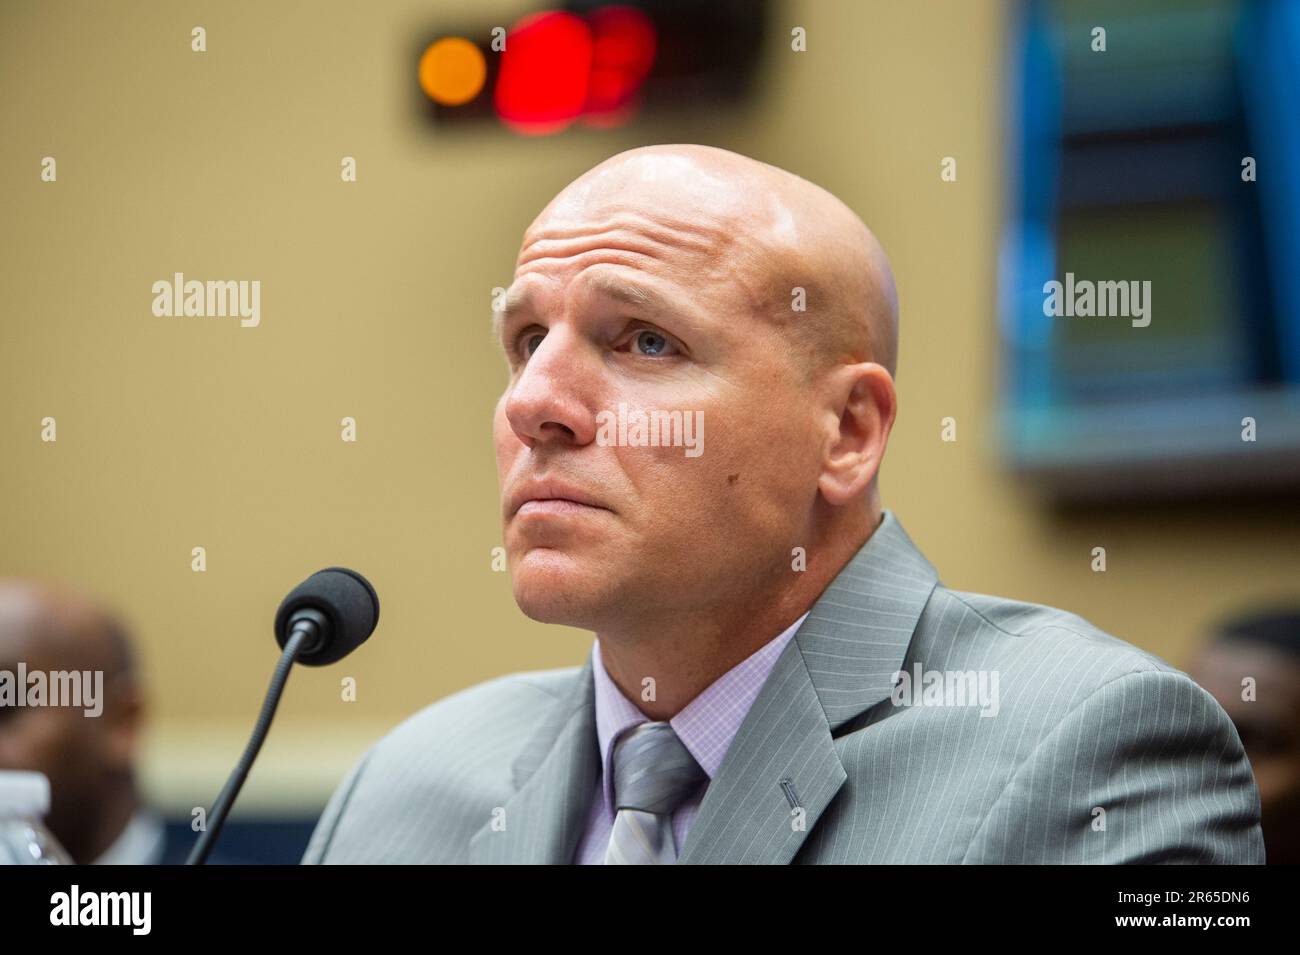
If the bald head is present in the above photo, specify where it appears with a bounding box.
[518,144,899,378]
[0,581,133,680]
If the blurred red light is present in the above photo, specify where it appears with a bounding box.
[495,11,593,136]
[583,6,657,127]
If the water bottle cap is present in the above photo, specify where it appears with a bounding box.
[0,770,51,816]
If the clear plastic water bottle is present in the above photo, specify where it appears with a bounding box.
[0,770,73,864]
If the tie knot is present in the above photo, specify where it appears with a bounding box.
[611,721,707,815]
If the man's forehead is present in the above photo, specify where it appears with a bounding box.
[523,156,771,255]
[504,198,770,333]
[509,200,790,324]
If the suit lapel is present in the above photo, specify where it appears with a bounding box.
[467,657,599,864]
[468,512,939,864]
[677,511,940,863]
[674,638,847,864]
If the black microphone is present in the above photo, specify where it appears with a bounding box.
[187,567,380,865]
[274,566,381,666]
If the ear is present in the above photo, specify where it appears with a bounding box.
[817,362,896,506]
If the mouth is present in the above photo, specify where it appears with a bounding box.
[514,498,611,518]
[508,480,613,518]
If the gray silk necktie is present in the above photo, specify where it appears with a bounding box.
[604,721,707,865]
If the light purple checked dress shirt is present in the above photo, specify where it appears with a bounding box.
[572,611,810,864]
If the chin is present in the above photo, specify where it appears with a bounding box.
[509,548,610,627]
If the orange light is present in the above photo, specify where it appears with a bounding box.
[418,37,487,106]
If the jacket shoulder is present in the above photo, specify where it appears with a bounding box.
[383,665,581,743]
[929,584,1180,682]
[369,664,583,781]
[303,664,583,863]
[904,584,1233,745]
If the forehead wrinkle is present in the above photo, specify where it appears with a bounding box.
[499,268,663,324]
[572,267,718,338]
[517,210,738,269]
[495,255,657,339]
[582,271,663,311]
[514,212,765,323]
[499,261,709,345]
[511,166,850,350]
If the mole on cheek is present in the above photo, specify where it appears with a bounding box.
[727,473,739,486]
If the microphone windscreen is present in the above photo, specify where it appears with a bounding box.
[274,567,380,666]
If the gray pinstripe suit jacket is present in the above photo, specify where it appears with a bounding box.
[302,510,1264,864]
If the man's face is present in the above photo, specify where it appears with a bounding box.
[0,636,109,859]
[493,163,825,633]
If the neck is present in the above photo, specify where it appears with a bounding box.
[598,501,882,720]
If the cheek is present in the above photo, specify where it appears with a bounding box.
[610,412,745,528]
[0,731,25,765]
[0,713,61,767]
[493,405,519,477]
[612,443,680,503]
[712,400,816,492]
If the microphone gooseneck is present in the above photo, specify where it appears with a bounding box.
[186,568,379,865]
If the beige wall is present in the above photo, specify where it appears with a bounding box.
[2,0,1296,811]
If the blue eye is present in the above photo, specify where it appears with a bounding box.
[633,329,670,356]
[515,326,677,362]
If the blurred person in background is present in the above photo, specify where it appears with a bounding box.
[0,579,177,864]
[1190,608,1300,865]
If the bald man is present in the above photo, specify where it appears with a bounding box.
[304,145,1262,864]
[0,581,164,864]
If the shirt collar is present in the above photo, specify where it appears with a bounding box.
[590,612,808,812]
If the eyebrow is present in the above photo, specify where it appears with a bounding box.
[587,274,669,312]
[492,285,530,341]
[492,275,678,341]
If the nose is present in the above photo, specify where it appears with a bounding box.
[503,326,598,449]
